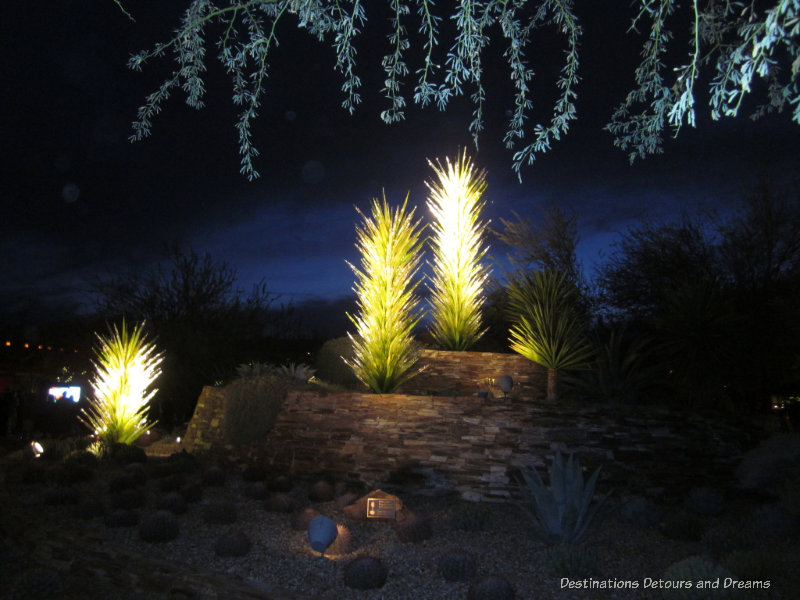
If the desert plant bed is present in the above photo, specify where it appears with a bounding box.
[1,451,797,600]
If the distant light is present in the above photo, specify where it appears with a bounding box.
[30,441,44,458]
[176,436,181,443]
[24,343,30,349]
[48,386,81,402]
[4,340,10,347]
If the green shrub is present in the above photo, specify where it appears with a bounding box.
[314,337,360,387]
[224,374,288,444]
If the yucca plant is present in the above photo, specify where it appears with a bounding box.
[515,452,610,545]
[80,320,163,454]
[507,269,593,402]
[346,194,425,393]
[426,150,490,350]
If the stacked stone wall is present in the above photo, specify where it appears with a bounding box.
[397,349,546,397]
[183,386,759,502]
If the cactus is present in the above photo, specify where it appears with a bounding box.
[343,556,388,590]
[327,524,354,555]
[235,361,275,379]
[139,510,180,543]
[264,492,295,513]
[292,507,321,531]
[515,452,610,545]
[244,481,269,500]
[438,550,477,582]
[157,491,188,515]
[308,479,335,502]
[275,362,316,382]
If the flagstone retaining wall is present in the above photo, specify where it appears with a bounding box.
[396,349,547,397]
[183,386,761,502]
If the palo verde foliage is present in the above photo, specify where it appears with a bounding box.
[117,1,800,179]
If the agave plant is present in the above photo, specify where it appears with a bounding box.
[425,150,490,350]
[275,362,316,382]
[515,452,610,545]
[235,361,275,380]
[507,269,593,402]
[346,193,425,393]
[80,320,163,454]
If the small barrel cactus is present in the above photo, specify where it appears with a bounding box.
[468,575,516,600]
[268,474,293,492]
[327,524,354,555]
[214,530,252,557]
[343,556,388,590]
[157,492,188,515]
[308,479,335,502]
[139,510,180,543]
[438,550,477,582]
[264,492,295,513]
[292,507,321,531]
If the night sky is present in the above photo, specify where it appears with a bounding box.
[2,1,798,338]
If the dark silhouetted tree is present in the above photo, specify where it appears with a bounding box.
[90,245,289,425]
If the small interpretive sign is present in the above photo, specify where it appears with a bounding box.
[367,497,397,519]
